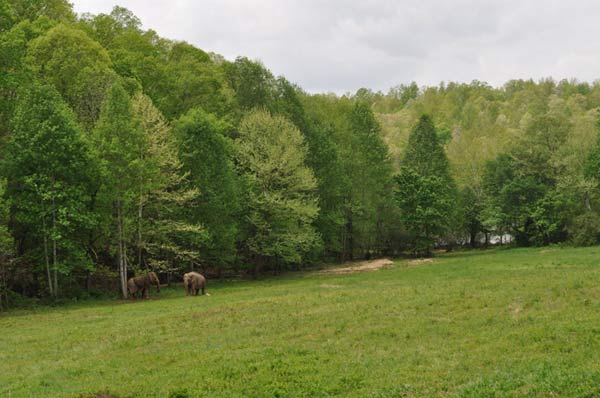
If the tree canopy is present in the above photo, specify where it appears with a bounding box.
[2,1,600,302]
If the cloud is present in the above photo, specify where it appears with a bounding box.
[71,0,600,93]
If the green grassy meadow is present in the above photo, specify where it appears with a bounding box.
[1,247,600,398]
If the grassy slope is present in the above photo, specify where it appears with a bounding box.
[1,247,600,398]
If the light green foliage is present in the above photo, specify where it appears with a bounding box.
[27,23,115,128]
[271,80,347,259]
[236,110,320,269]
[7,0,74,23]
[93,82,141,197]
[5,2,600,299]
[93,81,142,297]
[157,42,232,119]
[131,93,205,272]
[3,84,96,294]
[2,248,600,396]
[174,108,239,269]
[0,18,49,135]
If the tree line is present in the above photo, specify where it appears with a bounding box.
[1,1,600,305]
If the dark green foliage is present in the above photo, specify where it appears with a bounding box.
[0,0,14,32]
[344,102,395,258]
[174,108,240,269]
[459,186,484,247]
[156,42,231,120]
[569,212,600,246]
[402,115,452,178]
[395,168,454,254]
[395,115,456,254]
[3,3,600,300]
[3,84,96,295]
[224,56,274,111]
[584,117,600,182]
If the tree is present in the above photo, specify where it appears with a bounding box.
[395,115,456,254]
[236,110,320,271]
[0,179,14,310]
[156,42,232,120]
[0,18,49,137]
[8,0,74,23]
[4,84,96,297]
[131,93,204,275]
[459,186,484,247]
[224,57,274,112]
[344,101,395,258]
[27,23,115,128]
[0,0,14,33]
[93,82,142,298]
[272,80,346,260]
[174,108,240,271]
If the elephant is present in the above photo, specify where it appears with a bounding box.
[127,271,160,299]
[183,272,206,296]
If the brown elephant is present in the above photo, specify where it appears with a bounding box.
[183,272,206,296]
[127,271,160,299]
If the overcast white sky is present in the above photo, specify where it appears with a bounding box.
[71,0,600,94]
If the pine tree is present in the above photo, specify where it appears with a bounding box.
[343,102,394,259]
[395,115,456,254]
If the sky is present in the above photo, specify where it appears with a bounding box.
[71,0,600,94]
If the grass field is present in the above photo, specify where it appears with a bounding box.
[1,247,600,398]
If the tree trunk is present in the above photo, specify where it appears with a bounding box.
[52,200,58,296]
[346,210,354,261]
[585,191,592,211]
[0,258,6,311]
[137,176,143,270]
[123,238,128,290]
[117,202,127,299]
[42,214,53,297]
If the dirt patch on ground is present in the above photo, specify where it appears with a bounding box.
[313,258,395,275]
[407,258,434,266]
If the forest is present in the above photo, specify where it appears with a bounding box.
[2,0,600,304]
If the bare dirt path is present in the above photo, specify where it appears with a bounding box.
[311,258,395,275]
